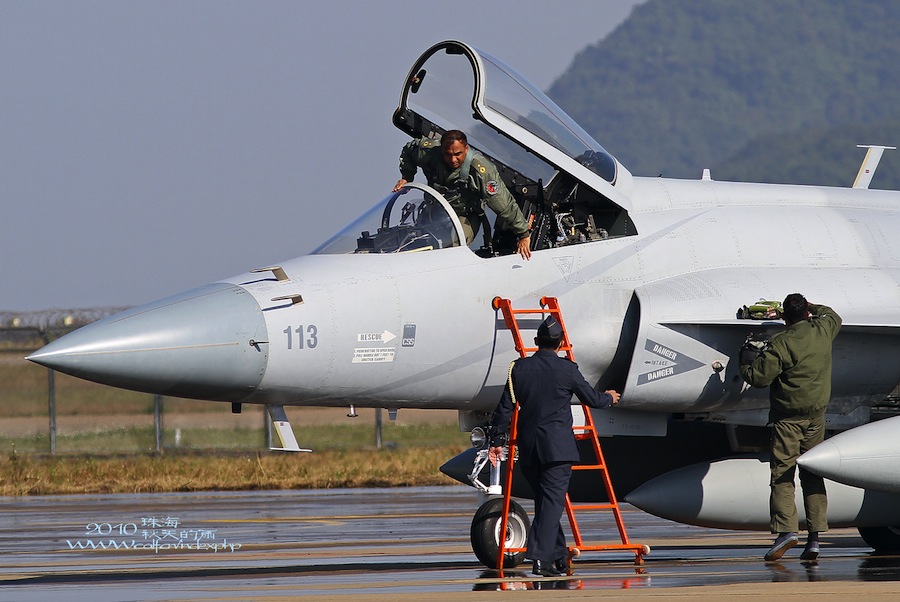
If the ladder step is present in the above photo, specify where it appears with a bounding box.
[577,544,646,553]
[570,503,620,511]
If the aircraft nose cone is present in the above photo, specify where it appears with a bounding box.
[27,283,268,401]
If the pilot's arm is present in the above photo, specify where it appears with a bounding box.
[471,156,532,259]
[740,345,782,388]
[809,304,842,340]
[394,137,436,192]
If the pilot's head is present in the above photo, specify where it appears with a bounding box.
[782,293,810,325]
[535,316,564,350]
[441,130,469,170]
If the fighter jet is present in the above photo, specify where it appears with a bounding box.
[28,40,900,564]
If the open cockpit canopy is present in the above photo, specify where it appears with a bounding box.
[393,41,636,255]
[315,40,636,257]
[395,42,632,202]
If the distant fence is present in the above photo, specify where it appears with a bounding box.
[0,307,132,330]
[0,306,131,350]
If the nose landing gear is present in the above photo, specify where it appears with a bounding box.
[470,497,530,568]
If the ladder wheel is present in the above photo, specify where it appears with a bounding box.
[470,498,530,569]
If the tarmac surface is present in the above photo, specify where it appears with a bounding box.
[3,486,900,601]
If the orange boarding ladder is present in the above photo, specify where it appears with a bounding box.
[491,296,649,574]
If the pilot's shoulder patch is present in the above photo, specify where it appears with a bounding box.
[485,180,499,195]
[470,154,491,173]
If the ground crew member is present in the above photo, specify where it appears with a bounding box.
[392,129,532,260]
[487,316,620,576]
[740,293,842,561]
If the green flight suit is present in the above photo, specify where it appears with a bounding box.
[741,304,842,534]
[398,136,530,244]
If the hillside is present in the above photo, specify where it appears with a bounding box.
[548,0,900,188]
[714,119,900,188]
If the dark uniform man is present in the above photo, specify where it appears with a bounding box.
[741,294,842,561]
[487,316,620,576]
[392,130,532,260]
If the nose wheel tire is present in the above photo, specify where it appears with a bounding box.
[470,497,530,568]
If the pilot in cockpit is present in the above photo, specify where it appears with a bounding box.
[392,129,532,260]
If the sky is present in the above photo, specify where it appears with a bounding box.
[1,1,645,311]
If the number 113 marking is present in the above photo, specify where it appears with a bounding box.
[283,325,318,349]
